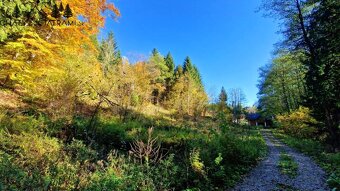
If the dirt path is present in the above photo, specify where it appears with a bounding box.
[233,130,329,191]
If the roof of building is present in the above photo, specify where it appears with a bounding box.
[246,113,261,120]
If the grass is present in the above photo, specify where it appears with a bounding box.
[272,129,340,190]
[0,109,269,190]
[278,151,298,178]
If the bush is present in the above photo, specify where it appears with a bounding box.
[0,130,79,190]
[0,113,46,134]
[276,107,317,138]
[196,127,267,189]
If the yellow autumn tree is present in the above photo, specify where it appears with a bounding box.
[0,0,119,95]
[166,74,208,119]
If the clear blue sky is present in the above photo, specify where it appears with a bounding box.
[100,0,280,106]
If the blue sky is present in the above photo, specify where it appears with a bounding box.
[100,0,280,106]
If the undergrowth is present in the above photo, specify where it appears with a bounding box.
[0,110,267,190]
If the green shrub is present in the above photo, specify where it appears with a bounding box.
[0,114,46,134]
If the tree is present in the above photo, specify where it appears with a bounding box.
[166,73,208,118]
[216,87,231,124]
[174,65,184,79]
[164,53,175,74]
[183,56,193,74]
[305,0,340,148]
[261,0,340,148]
[229,88,246,123]
[13,4,21,18]
[152,48,159,57]
[182,57,203,88]
[219,87,227,104]
[191,65,203,87]
[98,32,122,75]
[164,52,175,97]
[0,0,120,98]
[258,52,307,117]
[63,4,73,18]
[148,49,170,104]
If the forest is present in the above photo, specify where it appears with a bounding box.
[0,0,339,190]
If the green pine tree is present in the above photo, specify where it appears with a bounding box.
[13,4,21,18]
[217,86,230,124]
[192,65,203,86]
[183,56,193,74]
[152,48,159,56]
[165,52,175,73]
[99,31,121,69]
[63,4,73,18]
[219,87,228,104]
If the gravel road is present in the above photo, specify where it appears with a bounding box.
[232,130,330,191]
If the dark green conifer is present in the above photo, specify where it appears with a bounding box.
[165,52,175,73]
[183,56,193,74]
[13,4,21,18]
[152,48,159,56]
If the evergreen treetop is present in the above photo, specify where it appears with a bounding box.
[183,56,193,73]
[165,52,175,73]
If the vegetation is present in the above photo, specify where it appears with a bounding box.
[0,109,267,190]
[278,152,298,178]
[0,0,338,190]
[258,0,339,188]
[0,0,268,190]
[259,0,339,149]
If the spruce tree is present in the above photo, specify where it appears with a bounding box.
[152,48,159,56]
[165,52,175,73]
[183,56,193,74]
[116,50,122,65]
[164,52,175,95]
[192,65,203,86]
[63,4,73,18]
[51,4,60,18]
[13,4,21,18]
[217,86,229,124]
[219,87,227,104]
[99,32,121,68]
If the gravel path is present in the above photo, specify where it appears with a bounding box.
[232,130,330,191]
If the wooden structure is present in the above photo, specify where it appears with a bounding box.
[246,113,272,127]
